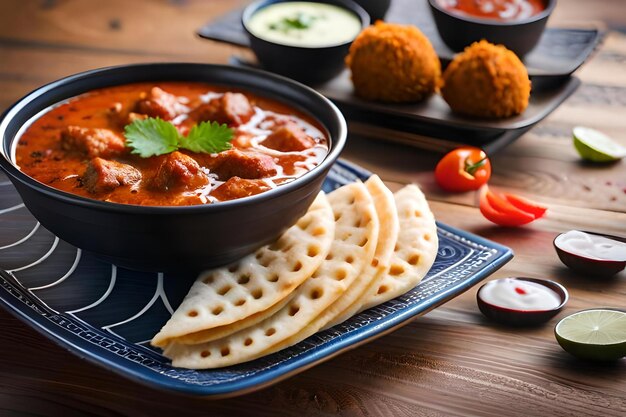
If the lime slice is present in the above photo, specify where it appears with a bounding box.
[573,127,626,162]
[555,309,626,361]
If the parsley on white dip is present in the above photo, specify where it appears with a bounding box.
[246,2,362,48]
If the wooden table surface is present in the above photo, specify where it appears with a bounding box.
[1,1,625,416]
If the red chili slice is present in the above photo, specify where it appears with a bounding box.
[479,187,545,227]
[503,193,548,219]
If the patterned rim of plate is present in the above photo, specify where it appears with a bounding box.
[0,159,513,397]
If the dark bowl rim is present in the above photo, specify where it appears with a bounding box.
[0,62,347,215]
[242,0,370,50]
[428,0,557,27]
[477,276,569,314]
[553,231,626,266]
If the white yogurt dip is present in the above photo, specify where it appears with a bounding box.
[555,230,626,262]
[246,2,362,48]
[479,278,562,311]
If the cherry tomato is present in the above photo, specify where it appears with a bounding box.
[435,147,491,192]
[479,186,547,227]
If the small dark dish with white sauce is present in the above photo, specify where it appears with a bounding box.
[477,277,568,326]
[242,0,369,83]
[554,230,626,277]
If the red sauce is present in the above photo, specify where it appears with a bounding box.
[437,0,546,21]
[14,82,329,206]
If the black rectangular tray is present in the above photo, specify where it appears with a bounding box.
[199,0,602,78]
[202,0,594,149]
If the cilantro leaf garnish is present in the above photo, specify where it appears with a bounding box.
[179,121,233,154]
[269,13,318,32]
[124,118,233,158]
[124,117,179,158]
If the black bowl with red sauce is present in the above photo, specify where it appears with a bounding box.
[0,63,347,272]
[428,0,557,57]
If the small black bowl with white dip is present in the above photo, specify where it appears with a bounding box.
[242,0,369,84]
[477,277,568,326]
[554,230,626,277]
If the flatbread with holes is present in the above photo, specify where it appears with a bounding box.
[164,181,379,368]
[259,175,399,349]
[316,174,398,330]
[360,184,438,311]
[151,192,335,348]
[174,176,395,344]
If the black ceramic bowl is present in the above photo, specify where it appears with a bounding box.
[0,63,347,272]
[242,0,370,84]
[477,277,568,326]
[428,0,557,57]
[354,0,391,21]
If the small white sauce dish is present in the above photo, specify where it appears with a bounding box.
[554,230,626,277]
[477,277,569,326]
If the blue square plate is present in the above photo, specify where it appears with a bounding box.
[0,159,512,397]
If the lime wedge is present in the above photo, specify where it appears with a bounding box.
[573,127,626,162]
[555,309,626,361]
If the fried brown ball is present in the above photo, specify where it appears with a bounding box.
[441,40,531,118]
[346,22,441,103]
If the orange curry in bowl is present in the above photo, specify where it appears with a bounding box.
[14,82,329,206]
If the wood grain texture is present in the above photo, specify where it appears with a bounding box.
[0,0,625,416]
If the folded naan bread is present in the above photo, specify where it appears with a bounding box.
[164,181,379,368]
[360,184,438,311]
[151,192,335,348]
[319,174,399,329]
